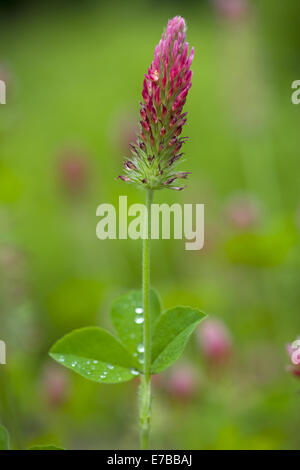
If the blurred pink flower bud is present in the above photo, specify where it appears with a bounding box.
[167,364,198,400]
[286,340,300,379]
[213,0,249,21]
[152,365,199,401]
[41,364,70,407]
[58,148,89,195]
[198,318,232,364]
[224,194,261,230]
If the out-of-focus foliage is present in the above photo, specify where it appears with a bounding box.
[0,0,300,450]
[0,423,10,450]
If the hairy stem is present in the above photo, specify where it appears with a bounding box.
[140,188,153,450]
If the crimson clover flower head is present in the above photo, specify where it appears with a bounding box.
[118,16,194,191]
[286,341,300,379]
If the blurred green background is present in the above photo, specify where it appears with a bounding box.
[0,0,300,450]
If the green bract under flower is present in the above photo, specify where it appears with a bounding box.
[118,16,194,191]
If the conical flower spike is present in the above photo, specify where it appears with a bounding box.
[119,16,194,191]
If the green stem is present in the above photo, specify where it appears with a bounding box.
[140,188,153,450]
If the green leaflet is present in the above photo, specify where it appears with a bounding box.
[110,289,161,357]
[50,327,141,383]
[151,306,206,373]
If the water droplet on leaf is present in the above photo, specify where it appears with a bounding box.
[135,307,144,314]
[135,316,144,324]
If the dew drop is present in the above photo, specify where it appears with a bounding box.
[131,368,139,376]
[135,307,144,314]
[137,343,145,353]
[107,364,114,370]
[93,360,99,364]
[135,316,144,324]
[59,356,65,362]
